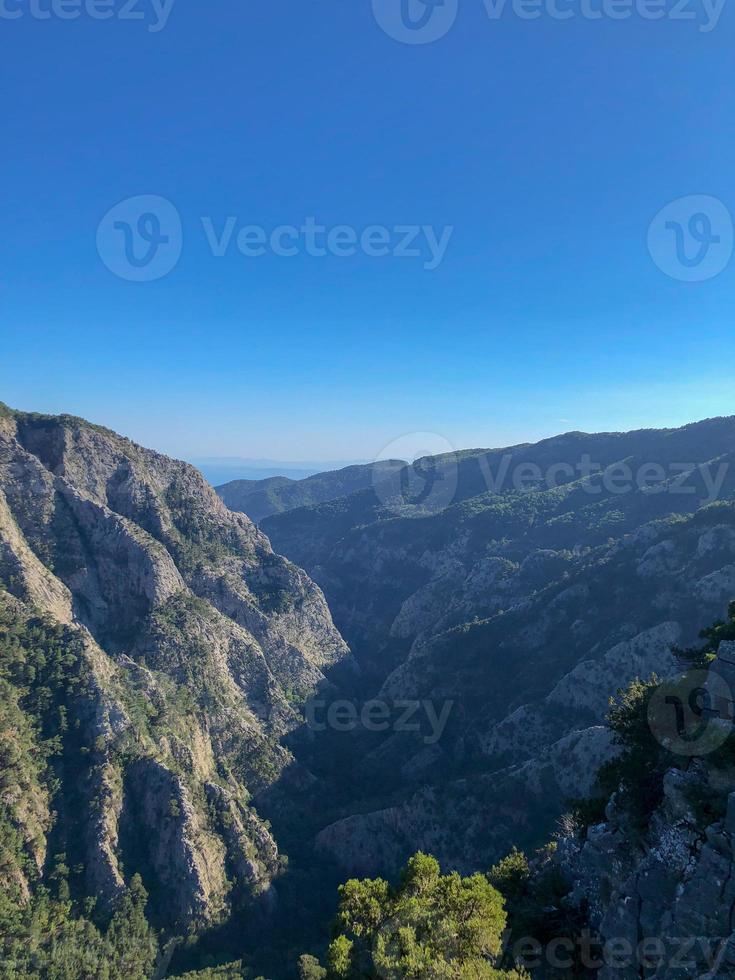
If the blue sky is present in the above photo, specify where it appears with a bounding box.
[1,0,733,463]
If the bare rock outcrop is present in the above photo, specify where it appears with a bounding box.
[0,405,351,931]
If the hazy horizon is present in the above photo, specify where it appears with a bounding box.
[3,393,735,467]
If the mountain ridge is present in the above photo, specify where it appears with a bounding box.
[0,403,352,942]
[254,416,735,885]
[216,459,406,523]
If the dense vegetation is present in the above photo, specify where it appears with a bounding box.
[297,853,529,979]
[0,873,158,980]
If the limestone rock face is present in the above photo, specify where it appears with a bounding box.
[555,768,735,979]
[315,724,617,879]
[0,406,351,931]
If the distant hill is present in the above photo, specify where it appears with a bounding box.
[193,457,370,485]
[217,459,406,522]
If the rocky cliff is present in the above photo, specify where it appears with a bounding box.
[529,635,735,979]
[0,403,351,935]
[554,767,735,978]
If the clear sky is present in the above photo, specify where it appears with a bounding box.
[2,0,733,463]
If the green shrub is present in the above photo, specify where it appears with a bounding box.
[303,852,526,979]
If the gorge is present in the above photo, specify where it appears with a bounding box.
[2,402,735,976]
